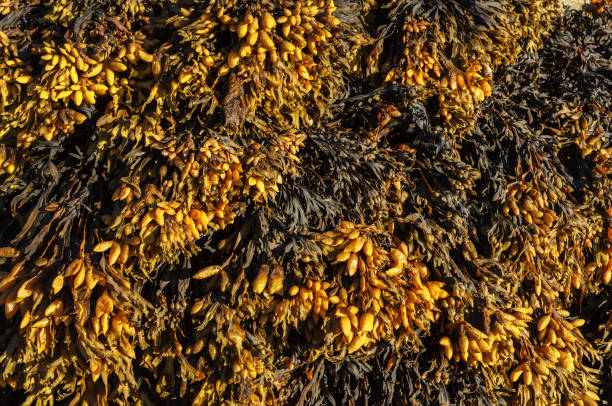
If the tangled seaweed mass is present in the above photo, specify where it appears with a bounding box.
[0,0,611,405]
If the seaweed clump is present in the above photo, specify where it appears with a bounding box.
[0,0,611,406]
